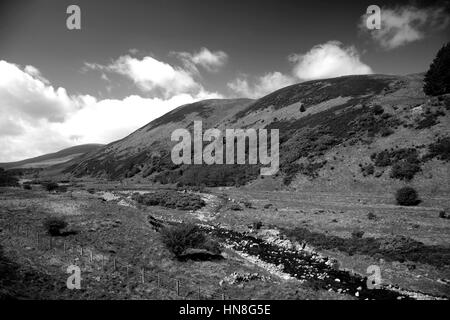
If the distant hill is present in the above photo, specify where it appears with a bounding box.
[0,144,104,169]
[63,74,450,194]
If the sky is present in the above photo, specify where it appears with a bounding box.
[0,0,449,162]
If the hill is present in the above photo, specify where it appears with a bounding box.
[63,74,450,194]
[0,144,104,170]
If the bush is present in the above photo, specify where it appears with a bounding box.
[367,212,377,220]
[351,230,365,239]
[395,187,420,206]
[44,182,59,192]
[390,161,420,180]
[439,211,447,219]
[133,191,205,211]
[299,105,306,112]
[424,42,450,96]
[160,223,219,258]
[372,105,384,115]
[252,221,263,230]
[0,168,19,187]
[43,217,68,236]
[23,184,32,190]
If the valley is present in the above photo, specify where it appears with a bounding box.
[1,182,448,299]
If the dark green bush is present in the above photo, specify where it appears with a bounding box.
[160,223,219,258]
[43,217,68,236]
[0,168,19,187]
[390,161,421,180]
[44,182,59,192]
[395,187,420,206]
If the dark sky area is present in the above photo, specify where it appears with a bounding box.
[1,0,448,98]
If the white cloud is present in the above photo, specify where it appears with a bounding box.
[0,60,80,124]
[95,55,202,97]
[227,41,373,97]
[228,72,295,98]
[360,6,450,50]
[289,41,373,81]
[0,60,221,162]
[174,47,228,73]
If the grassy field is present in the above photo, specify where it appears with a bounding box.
[0,185,347,300]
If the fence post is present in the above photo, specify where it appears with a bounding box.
[113,258,116,271]
[176,280,180,296]
[141,268,145,284]
[80,247,83,256]
[90,250,93,262]
[222,293,225,300]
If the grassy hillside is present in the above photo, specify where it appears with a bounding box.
[62,74,450,193]
[0,144,104,170]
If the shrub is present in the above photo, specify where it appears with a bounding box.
[252,221,263,230]
[229,203,243,211]
[372,105,384,115]
[390,161,420,180]
[367,212,377,220]
[44,182,59,192]
[23,184,32,190]
[43,217,68,236]
[424,42,450,96]
[160,223,219,258]
[395,187,420,206]
[0,168,19,187]
[351,230,365,239]
[299,105,306,112]
[439,211,447,219]
[427,137,450,161]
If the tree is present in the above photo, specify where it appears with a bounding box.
[424,42,450,96]
[395,187,420,206]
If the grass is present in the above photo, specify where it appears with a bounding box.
[282,227,450,269]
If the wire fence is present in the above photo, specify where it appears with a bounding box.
[1,223,239,300]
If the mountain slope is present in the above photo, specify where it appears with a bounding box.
[64,74,450,193]
[0,144,104,169]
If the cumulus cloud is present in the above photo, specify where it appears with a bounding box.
[0,60,221,162]
[173,47,228,73]
[227,72,294,98]
[289,41,373,81]
[0,61,81,124]
[227,41,372,97]
[360,5,450,50]
[85,55,201,97]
